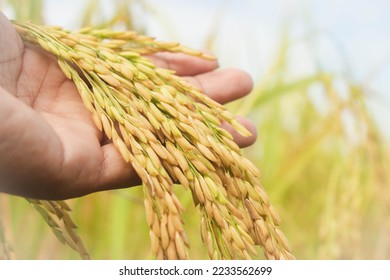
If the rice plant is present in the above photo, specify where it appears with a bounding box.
[1,0,389,260]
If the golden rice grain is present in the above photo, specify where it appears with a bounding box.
[175,232,188,260]
[13,21,294,261]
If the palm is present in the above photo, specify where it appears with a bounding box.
[1,20,137,199]
[19,48,125,197]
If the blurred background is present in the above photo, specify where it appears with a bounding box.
[0,0,389,259]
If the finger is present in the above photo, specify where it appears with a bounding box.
[145,52,219,76]
[184,68,254,104]
[0,12,23,63]
[94,144,141,191]
[221,116,258,148]
[0,12,24,93]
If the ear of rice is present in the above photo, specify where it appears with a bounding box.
[26,199,90,259]
[12,21,295,260]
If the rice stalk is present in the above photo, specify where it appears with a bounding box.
[5,0,44,24]
[26,199,90,260]
[12,21,294,260]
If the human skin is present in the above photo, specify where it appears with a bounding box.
[0,12,256,200]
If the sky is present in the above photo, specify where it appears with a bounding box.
[3,0,389,134]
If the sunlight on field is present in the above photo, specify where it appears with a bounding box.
[1,0,389,260]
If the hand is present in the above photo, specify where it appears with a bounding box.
[0,12,256,200]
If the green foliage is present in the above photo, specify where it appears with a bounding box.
[1,0,389,259]
[235,34,390,259]
[4,0,44,23]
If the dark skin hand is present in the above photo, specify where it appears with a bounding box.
[0,12,257,200]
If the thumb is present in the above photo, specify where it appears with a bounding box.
[0,11,24,93]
